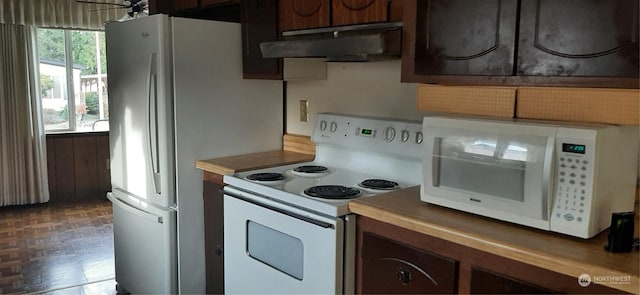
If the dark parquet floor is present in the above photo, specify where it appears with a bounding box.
[0,198,116,294]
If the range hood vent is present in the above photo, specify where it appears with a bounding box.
[260,22,403,62]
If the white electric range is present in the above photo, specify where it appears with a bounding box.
[223,113,423,294]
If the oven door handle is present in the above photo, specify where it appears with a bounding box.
[224,190,335,229]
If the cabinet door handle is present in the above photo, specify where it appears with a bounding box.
[382,258,438,286]
[396,268,412,285]
[215,245,223,256]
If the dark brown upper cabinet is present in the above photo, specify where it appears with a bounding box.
[402,0,640,88]
[149,0,240,22]
[278,0,402,32]
[201,0,235,7]
[242,0,282,79]
[332,0,389,27]
[171,0,199,11]
[413,0,518,76]
[171,0,236,12]
[278,0,331,31]
[517,0,639,77]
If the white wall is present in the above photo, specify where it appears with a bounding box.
[285,60,424,136]
[285,60,640,185]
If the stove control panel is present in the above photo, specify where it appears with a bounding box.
[312,113,423,158]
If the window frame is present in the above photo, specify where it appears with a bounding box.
[38,28,108,134]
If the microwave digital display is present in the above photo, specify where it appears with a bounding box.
[562,143,586,154]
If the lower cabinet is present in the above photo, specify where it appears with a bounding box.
[469,266,553,294]
[46,132,111,202]
[356,216,627,294]
[203,172,225,294]
[361,232,458,294]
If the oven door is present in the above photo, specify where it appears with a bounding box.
[421,117,556,230]
[223,187,344,294]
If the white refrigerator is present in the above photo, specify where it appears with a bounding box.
[105,14,283,294]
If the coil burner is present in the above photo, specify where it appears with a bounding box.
[292,165,330,177]
[245,172,286,185]
[358,179,399,190]
[304,185,361,200]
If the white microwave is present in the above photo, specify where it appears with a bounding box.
[421,116,639,239]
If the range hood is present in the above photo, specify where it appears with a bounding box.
[260,22,403,62]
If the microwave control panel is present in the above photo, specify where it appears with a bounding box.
[551,139,595,230]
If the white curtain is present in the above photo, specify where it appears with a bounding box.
[0,0,122,30]
[0,23,50,205]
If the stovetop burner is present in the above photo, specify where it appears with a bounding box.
[304,185,361,200]
[358,179,399,190]
[245,172,285,182]
[293,165,329,174]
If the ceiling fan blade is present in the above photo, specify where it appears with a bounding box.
[76,0,129,8]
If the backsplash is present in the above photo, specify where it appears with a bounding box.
[284,59,640,184]
[285,60,424,136]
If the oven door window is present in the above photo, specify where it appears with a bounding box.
[224,193,344,294]
[247,221,304,280]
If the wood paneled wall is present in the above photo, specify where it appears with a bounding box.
[46,132,110,202]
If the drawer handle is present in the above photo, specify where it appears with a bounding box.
[396,268,412,285]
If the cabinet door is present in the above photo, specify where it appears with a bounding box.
[414,0,519,76]
[517,0,639,77]
[470,266,554,294]
[361,232,458,294]
[332,0,388,27]
[201,0,234,7]
[278,0,331,31]
[172,0,199,11]
[203,178,225,294]
[148,0,171,14]
[241,0,282,79]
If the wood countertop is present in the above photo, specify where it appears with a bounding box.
[195,150,315,175]
[350,186,639,293]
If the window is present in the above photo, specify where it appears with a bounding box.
[38,28,109,132]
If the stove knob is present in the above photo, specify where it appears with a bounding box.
[320,120,327,131]
[415,131,424,144]
[401,130,410,142]
[330,121,338,133]
[385,127,396,142]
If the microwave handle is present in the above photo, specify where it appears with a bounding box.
[542,137,555,219]
[431,137,442,187]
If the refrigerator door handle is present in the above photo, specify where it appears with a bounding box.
[147,53,161,195]
[107,193,163,224]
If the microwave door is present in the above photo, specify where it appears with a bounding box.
[434,137,528,201]
[423,128,555,230]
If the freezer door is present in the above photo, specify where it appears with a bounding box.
[106,14,175,208]
[108,192,177,294]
